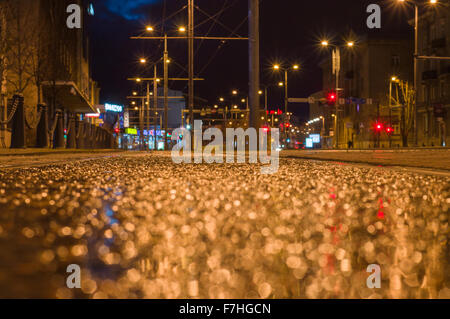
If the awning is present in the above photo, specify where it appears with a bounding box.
[41,81,96,113]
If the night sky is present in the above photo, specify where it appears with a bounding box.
[89,0,412,121]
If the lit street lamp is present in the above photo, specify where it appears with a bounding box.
[320,40,355,149]
[273,63,299,114]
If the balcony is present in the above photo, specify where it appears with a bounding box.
[422,70,438,80]
[431,37,446,49]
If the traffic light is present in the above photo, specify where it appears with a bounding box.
[374,122,383,132]
[386,127,394,135]
[326,91,337,106]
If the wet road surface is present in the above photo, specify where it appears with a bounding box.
[0,153,448,298]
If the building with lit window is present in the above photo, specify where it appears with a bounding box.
[416,4,450,147]
[0,0,99,147]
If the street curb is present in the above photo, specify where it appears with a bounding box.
[0,149,126,157]
[280,154,450,173]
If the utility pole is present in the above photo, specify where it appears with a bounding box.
[413,4,418,147]
[130,0,248,139]
[153,67,158,150]
[284,70,288,114]
[334,47,341,149]
[146,81,150,150]
[164,35,169,150]
[140,98,145,150]
[249,0,260,133]
[188,0,194,129]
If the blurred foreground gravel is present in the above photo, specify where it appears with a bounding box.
[0,153,448,299]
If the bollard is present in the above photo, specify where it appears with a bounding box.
[102,129,107,148]
[53,110,65,148]
[76,120,85,149]
[10,95,26,149]
[36,104,49,148]
[96,126,101,149]
[99,129,104,148]
[84,123,91,149]
[66,114,76,149]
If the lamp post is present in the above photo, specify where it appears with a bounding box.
[321,40,355,149]
[273,64,299,114]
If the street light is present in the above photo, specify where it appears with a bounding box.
[273,63,299,113]
[140,58,146,64]
[146,26,154,32]
[232,90,238,95]
[320,39,355,149]
[178,26,186,32]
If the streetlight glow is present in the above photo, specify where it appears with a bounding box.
[179,26,186,32]
[347,41,354,47]
[293,64,299,70]
[273,64,280,70]
[146,26,154,31]
[232,90,238,95]
[278,82,284,87]
[321,40,329,46]
[140,58,146,64]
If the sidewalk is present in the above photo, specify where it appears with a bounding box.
[0,148,125,156]
[281,149,450,171]
[0,148,127,169]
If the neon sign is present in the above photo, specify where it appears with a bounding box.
[105,103,123,113]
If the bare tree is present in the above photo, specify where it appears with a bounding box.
[2,0,36,95]
[389,80,415,147]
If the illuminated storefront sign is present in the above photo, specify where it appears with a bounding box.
[124,111,129,128]
[310,134,321,143]
[305,138,313,148]
[85,113,100,118]
[125,128,137,135]
[105,103,123,113]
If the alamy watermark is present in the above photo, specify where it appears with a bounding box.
[171,121,280,174]
[66,264,81,289]
[66,4,81,29]
[367,4,381,29]
[366,264,381,288]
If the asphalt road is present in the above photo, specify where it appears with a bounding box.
[0,153,448,298]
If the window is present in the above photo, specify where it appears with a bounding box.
[391,55,400,68]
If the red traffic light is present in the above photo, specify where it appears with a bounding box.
[374,122,383,131]
[386,127,394,134]
[326,91,337,106]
